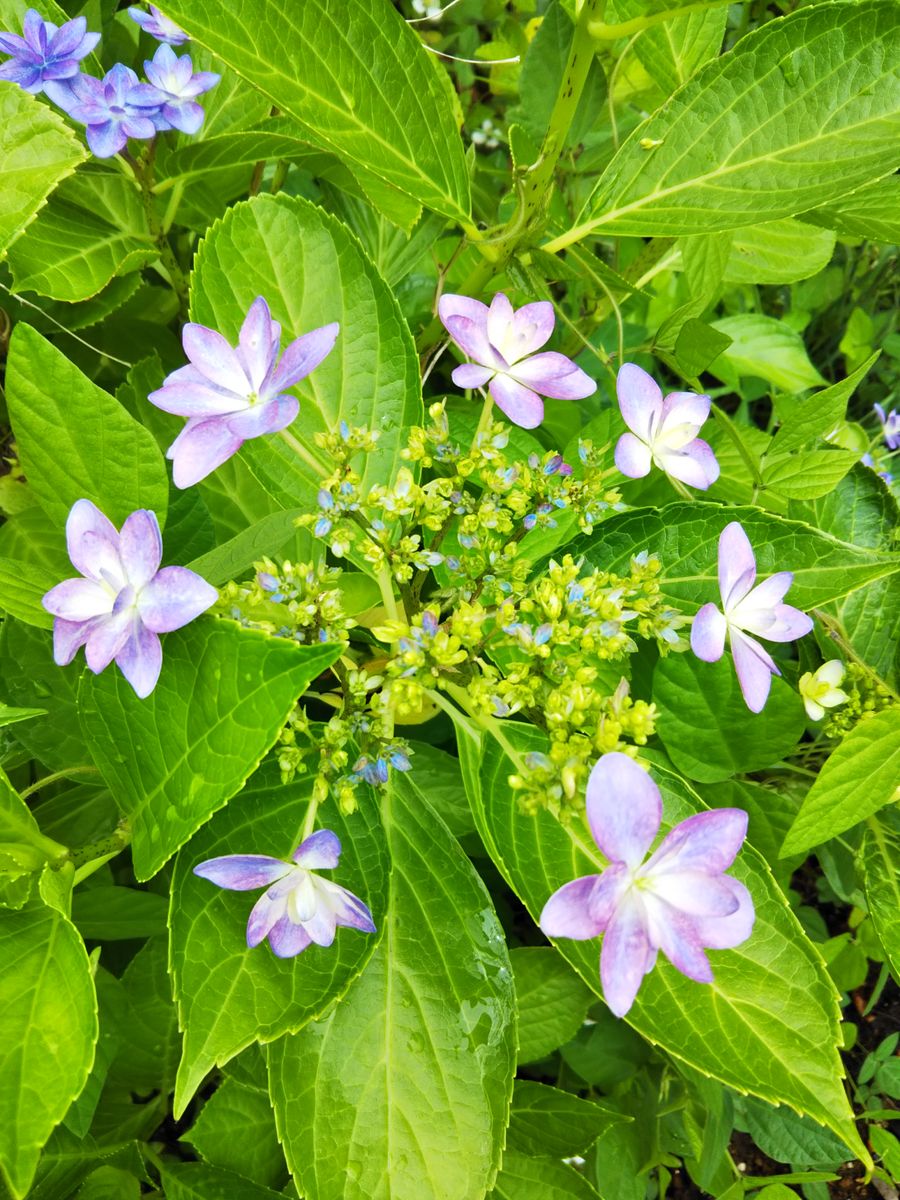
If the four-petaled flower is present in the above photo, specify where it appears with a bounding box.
[148,295,339,488]
[874,403,900,452]
[799,660,849,721]
[614,363,719,490]
[130,43,218,134]
[438,292,596,430]
[193,829,376,957]
[690,521,813,713]
[128,4,189,44]
[42,499,218,698]
[540,752,754,1017]
[58,63,162,157]
[0,8,98,96]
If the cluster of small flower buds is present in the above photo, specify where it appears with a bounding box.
[820,662,896,739]
[216,558,357,646]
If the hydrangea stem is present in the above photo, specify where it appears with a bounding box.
[432,680,530,777]
[279,428,327,478]
[127,144,190,319]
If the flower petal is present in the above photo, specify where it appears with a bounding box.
[66,498,122,585]
[730,628,777,713]
[245,890,288,947]
[267,913,312,957]
[167,416,243,488]
[301,886,338,946]
[52,616,97,665]
[226,394,299,439]
[718,522,756,611]
[539,875,607,940]
[162,98,204,134]
[118,509,162,589]
[182,322,246,392]
[486,292,515,356]
[647,809,749,881]
[437,293,490,332]
[86,120,128,159]
[656,439,720,490]
[84,608,135,675]
[235,296,276,392]
[600,893,652,1017]
[614,432,652,479]
[451,363,494,389]
[765,603,814,643]
[509,301,555,359]
[647,899,713,983]
[693,878,755,950]
[444,314,504,370]
[586,752,661,868]
[270,321,340,391]
[509,352,596,400]
[616,363,662,443]
[114,621,162,698]
[138,566,218,632]
[647,870,741,917]
[658,390,710,440]
[488,374,544,429]
[690,602,727,662]
[818,659,845,687]
[193,854,292,890]
[43,578,113,621]
[148,375,242,417]
[317,877,377,933]
[292,829,342,870]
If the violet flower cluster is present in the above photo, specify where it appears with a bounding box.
[193,829,376,957]
[540,753,754,1016]
[42,499,217,698]
[0,7,215,158]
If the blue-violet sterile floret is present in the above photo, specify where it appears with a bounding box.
[540,752,754,1017]
[57,63,162,157]
[438,292,596,430]
[0,8,99,96]
[690,521,813,713]
[127,4,189,45]
[129,43,219,134]
[193,829,376,957]
[42,499,218,698]
[614,363,720,490]
[149,295,339,488]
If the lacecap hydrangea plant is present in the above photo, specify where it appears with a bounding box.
[0,2,899,1198]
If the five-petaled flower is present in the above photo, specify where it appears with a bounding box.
[128,4,189,44]
[0,8,98,96]
[614,363,719,490]
[41,499,217,698]
[130,43,218,134]
[438,292,596,430]
[57,63,162,157]
[148,295,339,488]
[799,660,849,721]
[193,829,376,957]
[690,521,813,713]
[540,752,754,1017]
[874,403,900,452]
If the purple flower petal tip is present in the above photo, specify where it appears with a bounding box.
[542,750,753,1017]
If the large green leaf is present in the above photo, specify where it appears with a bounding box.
[652,652,805,783]
[0,83,85,256]
[781,707,900,856]
[186,1077,287,1190]
[267,773,516,1200]
[862,809,900,981]
[489,1152,601,1200]
[709,315,825,393]
[633,6,727,100]
[0,556,56,628]
[0,899,97,1198]
[722,219,836,285]
[460,725,867,1161]
[5,324,169,529]
[573,502,900,614]
[771,353,879,455]
[169,768,387,1114]
[189,193,423,502]
[79,621,340,879]
[804,176,900,244]
[6,168,155,301]
[156,0,470,223]
[506,1081,624,1158]
[161,1162,285,1200]
[510,946,594,1063]
[573,2,900,238]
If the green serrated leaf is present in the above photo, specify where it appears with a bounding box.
[634,6,727,99]
[5,324,169,529]
[762,449,860,500]
[782,708,900,856]
[803,175,900,244]
[71,886,167,941]
[0,82,86,256]
[267,773,516,1200]
[510,946,594,1063]
[169,766,387,1115]
[723,218,835,285]
[489,1151,601,1200]
[862,810,900,981]
[189,193,423,507]
[187,1077,288,1190]
[0,899,98,1198]
[709,315,825,393]
[0,704,46,728]
[576,2,900,237]
[0,556,56,628]
[652,652,805,783]
[460,725,868,1163]
[108,935,180,1098]
[156,0,471,223]
[79,621,340,879]
[187,508,306,585]
[771,352,880,454]
[160,1162,285,1200]
[507,1080,624,1158]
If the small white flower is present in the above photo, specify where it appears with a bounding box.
[799,660,849,721]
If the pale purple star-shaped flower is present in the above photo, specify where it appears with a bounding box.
[41,499,217,698]
[690,521,813,713]
[0,9,98,96]
[148,296,339,488]
[438,292,596,430]
[128,4,189,45]
[129,43,218,135]
[193,829,376,957]
[57,63,162,158]
[874,403,900,451]
[540,752,754,1018]
[614,363,719,490]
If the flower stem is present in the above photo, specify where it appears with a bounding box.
[376,564,402,625]
[128,143,190,319]
[19,765,99,800]
[470,388,494,455]
[301,795,319,841]
[434,680,530,776]
[279,427,327,478]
